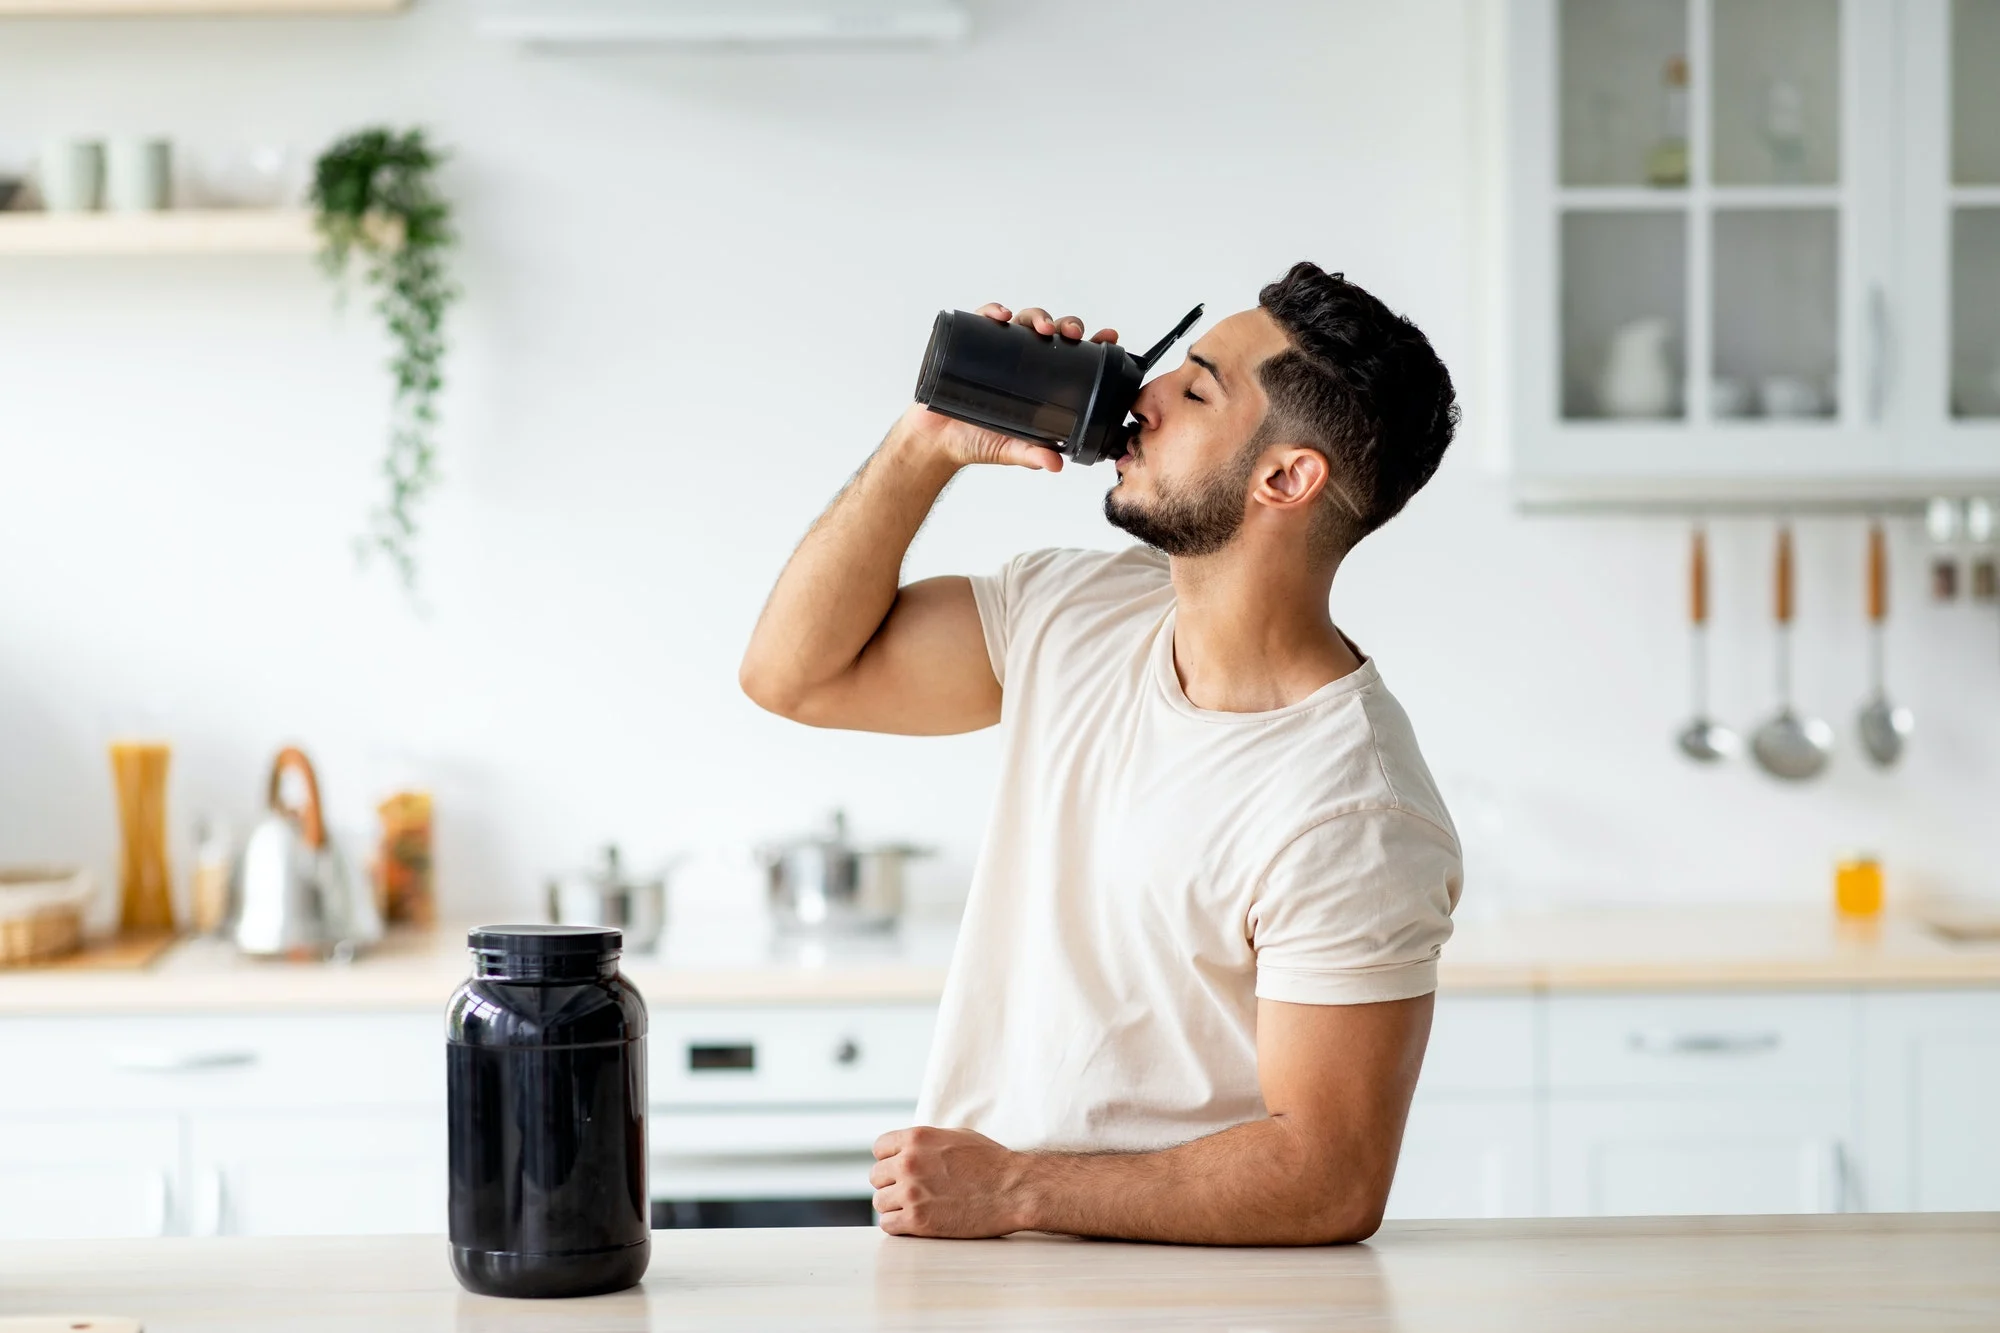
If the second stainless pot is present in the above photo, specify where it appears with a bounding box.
[759,811,930,933]
[546,845,666,952]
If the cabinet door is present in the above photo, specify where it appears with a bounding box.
[1549,1096,1856,1216]
[0,1113,182,1239]
[1508,0,1906,495]
[1386,1096,1540,1220]
[1859,990,2000,1211]
[187,1109,444,1236]
[1897,0,2000,468]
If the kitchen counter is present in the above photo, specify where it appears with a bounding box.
[3,1215,1994,1331]
[0,917,960,1015]
[0,905,1995,1015]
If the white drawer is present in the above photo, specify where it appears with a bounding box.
[1419,995,1537,1094]
[1548,992,1853,1094]
[649,1004,935,1108]
[0,1013,442,1114]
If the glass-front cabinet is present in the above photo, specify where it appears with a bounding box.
[1507,0,1999,500]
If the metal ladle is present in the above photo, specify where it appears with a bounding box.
[1857,522,1914,767]
[1750,524,1835,781]
[1676,526,1738,763]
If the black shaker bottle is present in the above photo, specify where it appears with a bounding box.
[447,924,650,1298]
[914,302,1204,464]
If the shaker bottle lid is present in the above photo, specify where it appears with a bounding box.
[469,923,621,957]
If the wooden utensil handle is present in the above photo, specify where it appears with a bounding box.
[1690,528,1709,626]
[1775,526,1794,625]
[266,746,326,850]
[1867,523,1887,623]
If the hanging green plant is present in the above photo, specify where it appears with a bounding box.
[311,127,458,592]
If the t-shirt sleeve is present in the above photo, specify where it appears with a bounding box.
[1248,808,1463,1006]
[964,548,1082,689]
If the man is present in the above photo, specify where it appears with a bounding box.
[740,262,1462,1245]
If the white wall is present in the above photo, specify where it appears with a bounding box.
[2,0,1996,925]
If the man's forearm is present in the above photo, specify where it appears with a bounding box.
[1009,1116,1389,1246]
[740,424,959,710]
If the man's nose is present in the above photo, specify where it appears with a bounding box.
[1130,380,1163,432]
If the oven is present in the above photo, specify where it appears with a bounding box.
[645,1005,935,1229]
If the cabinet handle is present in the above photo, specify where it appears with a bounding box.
[146,1169,175,1237]
[1867,285,1894,423]
[110,1049,259,1073]
[834,1039,861,1067]
[1626,1030,1780,1056]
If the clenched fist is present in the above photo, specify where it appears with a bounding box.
[870,1125,1033,1238]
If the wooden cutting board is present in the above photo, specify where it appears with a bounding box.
[7,932,180,973]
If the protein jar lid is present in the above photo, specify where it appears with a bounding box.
[469,924,621,980]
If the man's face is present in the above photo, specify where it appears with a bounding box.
[1104,308,1292,557]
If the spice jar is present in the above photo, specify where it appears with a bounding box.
[446,925,649,1298]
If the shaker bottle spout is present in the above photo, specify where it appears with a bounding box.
[1136,304,1205,373]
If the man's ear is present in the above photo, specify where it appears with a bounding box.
[1252,447,1330,513]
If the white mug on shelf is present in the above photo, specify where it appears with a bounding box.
[105,136,171,212]
[37,138,104,212]
[1709,375,1754,418]
[1759,374,1825,419]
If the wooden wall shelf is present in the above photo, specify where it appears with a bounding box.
[0,0,405,15]
[0,210,318,256]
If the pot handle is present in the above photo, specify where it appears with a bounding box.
[266,746,326,850]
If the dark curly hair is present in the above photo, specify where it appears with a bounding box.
[1254,262,1459,556]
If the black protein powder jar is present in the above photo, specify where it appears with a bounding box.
[447,924,650,1298]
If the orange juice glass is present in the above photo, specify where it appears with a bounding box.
[1835,854,1884,919]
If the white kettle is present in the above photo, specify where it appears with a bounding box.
[229,746,382,959]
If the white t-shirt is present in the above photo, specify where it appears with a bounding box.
[914,546,1462,1154]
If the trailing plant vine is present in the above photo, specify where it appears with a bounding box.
[312,128,457,592]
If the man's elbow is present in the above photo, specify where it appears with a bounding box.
[738,656,810,721]
[1310,1196,1386,1245]
[1293,1175,1389,1245]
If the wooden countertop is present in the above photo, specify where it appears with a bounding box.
[2,1216,1994,1330]
[1439,904,2000,991]
[0,905,1995,1015]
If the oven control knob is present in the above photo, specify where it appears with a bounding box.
[834,1038,861,1067]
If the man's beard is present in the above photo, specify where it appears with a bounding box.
[1103,447,1257,558]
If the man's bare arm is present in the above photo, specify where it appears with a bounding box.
[870,993,1433,1245]
[739,306,1113,735]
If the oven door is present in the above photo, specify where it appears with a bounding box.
[648,1106,902,1229]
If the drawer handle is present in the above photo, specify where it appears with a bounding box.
[111,1049,260,1073]
[834,1039,861,1067]
[1627,1030,1781,1057]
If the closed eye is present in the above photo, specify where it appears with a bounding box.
[1183,389,1205,403]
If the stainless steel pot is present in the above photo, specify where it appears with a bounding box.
[759,810,931,934]
[546,845,667,952]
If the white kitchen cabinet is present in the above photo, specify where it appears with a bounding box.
[1505,0,2000,499]
[0,1113,181,1239]
[1389,1098,1542,1219]
[0,1012,445,1239]
[1858,989,2000,1211]
[1387,995,1542,1219]
[1549,1095,1858,1215]
[1544,990,1858,1216]
[186,1109,445,1236]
